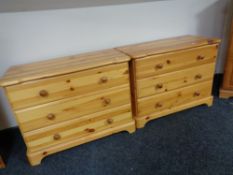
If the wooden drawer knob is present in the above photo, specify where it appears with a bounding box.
[85,128,95,133]
[47,113,55,120]
[107,118,114,124]
[193,91,201,97]
[166,60,171,64]
[155,102,163,108]
[39,90,48,97]
[197,55,205,60]
[155,84,163,89]
[53,133,61,140]
[99,76,108,84]
[155,64,163,70]
[195,74,202,80]
[101,97,111,106]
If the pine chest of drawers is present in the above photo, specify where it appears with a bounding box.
[117,35,220,128]
[0,35,220,166]
[0,49,136,165]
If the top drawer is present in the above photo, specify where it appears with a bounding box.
[6,62,129,110]
[135,45,218,79]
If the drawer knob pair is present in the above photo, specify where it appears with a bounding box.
[39,90,49,97]
[85,128,95,133]
[53,133,61,140]
[155,102,163,108]
[47,113,56,120]
[107,118,114,124]
[193,91,201,97]
[197,55,205,60]
[155,64,163,70]
[101,97,111,106]
[195,74,202,80]
[99,76,108,84]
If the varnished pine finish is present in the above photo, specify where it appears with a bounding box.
[0,49,135,166]
[117,35,220,128]
[220,20,233,99]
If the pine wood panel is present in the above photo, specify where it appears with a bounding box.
[220,19,233,98]
[24,104,132,152]
[116,35,220,59]
[16,85,131,132]
[6,62,129,110]
[135,45,218,79]
[0,49,130,87]
[137,63,215,98]
[137,81,212,117]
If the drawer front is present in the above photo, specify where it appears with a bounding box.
[6,62,129,110]
[137,63,215,98]
[137,81,212,117]
[16,85,131,132]
[24,105,132,152]
[135,45,217,79]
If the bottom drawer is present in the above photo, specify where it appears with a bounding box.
[24,104,132,152]
[137,81,213,117]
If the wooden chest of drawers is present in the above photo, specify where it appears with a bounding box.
[0,49,136,165]
[0,35,220,166]
[117,35,220,128]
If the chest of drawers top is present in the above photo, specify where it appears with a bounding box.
[117,35,220,59]
[0,49,130,87]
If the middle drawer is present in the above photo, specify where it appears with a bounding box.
[137,63,215,98]
[16,85,130,132]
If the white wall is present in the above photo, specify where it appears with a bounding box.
[0,0,230,129]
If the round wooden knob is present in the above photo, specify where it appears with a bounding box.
[195,74,202,80]
[197,55,205,60]
[155,102,163,108]
[39,90,48,97]
[193,91,201,97]
[101,97,111,106]
[155,84,163,89]
[85,128,95,133]
[47,113,55,120]
[166,60,171,64]
[155,64,163,70]
[53,133,61,140]
[99,76,108,84]
[107,118,114,124]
